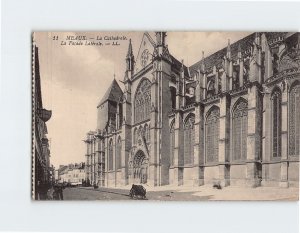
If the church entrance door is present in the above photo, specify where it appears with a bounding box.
[133,150,148,184]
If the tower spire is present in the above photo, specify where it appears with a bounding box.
[201,51,206,73]
[125,39,134,72]
[126,39,133,58]
[226,39,231,59]
[238,43,242,60]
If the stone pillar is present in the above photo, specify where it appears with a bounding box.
[280,81,289,187]
[246,84,261,187]
[121,122,130,186]
[239,60,244,87]
[91,140,94,184]
[97,136,105,187]
[200,71,207,99]
[104,136,109,187]
[173,110,183,186]
[121,79,132,186]
[193,102,204,186]
[218,94,230,187]
[149,73,159,186]
[113,134,117,187]
[261,91,270,186]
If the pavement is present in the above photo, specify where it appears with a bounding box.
[63,185,299,201]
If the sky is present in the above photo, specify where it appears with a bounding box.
[34,31,251,168]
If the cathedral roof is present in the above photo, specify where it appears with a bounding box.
[189,32,289,76]
[97,79,123,107]
[170,55,190,77]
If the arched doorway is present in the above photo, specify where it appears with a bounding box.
[133,150,148,184]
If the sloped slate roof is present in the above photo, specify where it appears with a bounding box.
[189,32,288,76]
[171,55,190,76]
[97,79,123,107]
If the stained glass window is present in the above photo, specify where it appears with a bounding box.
[272,89,281,158]
[184,115,195,165]
[116,137,122,169]
[135,79,151,123]
[289,82,300,157]
[108,139,113,170]
[170,121,175,166]
[205,107,220,163]
[232,99,248,160]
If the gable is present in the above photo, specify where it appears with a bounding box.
[135,32,156,74]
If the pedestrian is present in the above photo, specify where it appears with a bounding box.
[57,184,64,200]
[47,184,55,200]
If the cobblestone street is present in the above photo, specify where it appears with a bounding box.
[63,186,298,201]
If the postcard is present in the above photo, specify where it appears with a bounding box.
[32,31,299,201]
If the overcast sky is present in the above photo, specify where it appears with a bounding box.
[34,31,251,168]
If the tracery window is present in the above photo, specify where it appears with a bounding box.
[135,79,151,123]
[271,89,281,158]
[108,139,114,170]
[232,99,248,161]
[205,107,220,163]
[170,121,175,166]
[289,82,300,157]
[184,115,195,165]
[116,137,122,170]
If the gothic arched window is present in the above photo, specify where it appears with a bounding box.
[289,82,300,157]
[134,79,151,123]
[271,89,282,158]
[116,137,122,170]
[184,115,195,165]
[170,121,175,166]
[232,99,248,161]
[108,139,114,171]
[205,106,220,163]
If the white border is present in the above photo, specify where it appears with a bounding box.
[1,0,299,232]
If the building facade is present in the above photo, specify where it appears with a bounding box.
[33,44,52,198]
[85,32,299,188]
[57,163,86,185]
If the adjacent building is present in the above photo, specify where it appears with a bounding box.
[85,32,299,188]
[33,43,52,198]
[56,163,86,185]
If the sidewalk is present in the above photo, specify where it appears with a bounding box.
[96,184,299,201]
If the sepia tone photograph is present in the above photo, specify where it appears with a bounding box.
[32,31,299,201]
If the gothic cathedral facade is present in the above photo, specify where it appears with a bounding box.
[85,32,299,188]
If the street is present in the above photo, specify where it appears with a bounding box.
[62,185,299,201]
[63,186,211,201]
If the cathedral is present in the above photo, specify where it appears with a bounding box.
[84,32,299,188]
